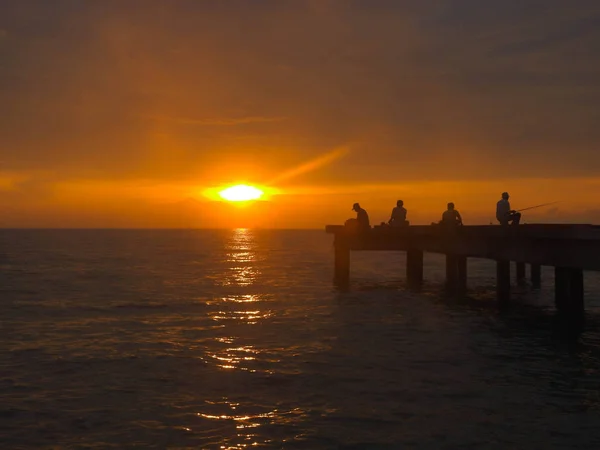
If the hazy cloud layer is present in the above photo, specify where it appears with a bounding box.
[1,0,599,226]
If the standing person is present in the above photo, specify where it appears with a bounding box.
[352,203,371,231]
[496,192,521,226]
[389,200,408,227]
[441,202,463,226]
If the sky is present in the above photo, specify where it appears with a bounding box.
[1,0,599,228]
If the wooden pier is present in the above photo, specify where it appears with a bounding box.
[326,224,600,330]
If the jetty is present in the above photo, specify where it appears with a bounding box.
[325,224,600,329]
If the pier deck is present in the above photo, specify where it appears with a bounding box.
[326,224,600,330]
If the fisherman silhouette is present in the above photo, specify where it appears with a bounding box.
[441,202,463,227]
[496,192,521,226]
[352,202,370,231]
[389,200,409,227]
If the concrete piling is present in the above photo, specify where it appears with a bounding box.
[555,267,584,331]
[457,256,467,293]
[531,264,541,288]
[406,249,424,285]
[497,260,511,303]
[446,254,458,289]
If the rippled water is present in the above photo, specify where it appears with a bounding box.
[2,229,600,449]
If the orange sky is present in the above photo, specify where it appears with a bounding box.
[1,1,599,228]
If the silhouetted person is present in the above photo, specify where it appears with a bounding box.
[389,200,409,227]
[441,202,462,226]
[496,192,521,226]
[352,202,370,231]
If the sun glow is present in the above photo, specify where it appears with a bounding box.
[218,184,264,202]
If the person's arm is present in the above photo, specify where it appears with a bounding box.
[457,211,463,225]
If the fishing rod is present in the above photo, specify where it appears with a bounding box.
[516,201,561,212]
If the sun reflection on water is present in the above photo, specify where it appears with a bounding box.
[208,310,272,325]
[223,229,261,287]
[210,342,263,371]
[209,345,259,371]
[223,294,260,303]
[197,399,305,449]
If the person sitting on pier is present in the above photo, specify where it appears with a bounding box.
[441,202,463,227]
[496,192,521,226]
[352,202,371,231]
[389,200,409,227]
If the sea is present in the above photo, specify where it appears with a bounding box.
[2,229,600,449]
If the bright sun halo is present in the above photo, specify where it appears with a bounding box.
[219,184,264,202]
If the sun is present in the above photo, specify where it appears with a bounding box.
[218,184,264,202]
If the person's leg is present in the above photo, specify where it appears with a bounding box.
[511,212,521,225]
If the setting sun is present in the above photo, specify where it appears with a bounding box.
[218,185,264,202]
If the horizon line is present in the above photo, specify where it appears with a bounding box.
[0,227,327,231]
[0,222,598,231]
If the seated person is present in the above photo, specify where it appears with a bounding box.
[389,200,409,226]
[352,202,370,231]
[441,202,463,226]
[496,192,521,226]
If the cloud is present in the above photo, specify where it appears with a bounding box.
[3,1,598,177]
[146,115,287,126]
[0,171,38,191]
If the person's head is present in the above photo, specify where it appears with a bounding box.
[397,200,404,207]
[447,202,455,210]
[352,202,360,211]
[502,192,509,200]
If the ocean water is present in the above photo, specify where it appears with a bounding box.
[2,229,600,449]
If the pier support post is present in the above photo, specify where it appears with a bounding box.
[555,267,584,331]
[334,245,350,284]
[446,254,458,290]
[406,249,424,286]
[497,260,511,303]
[531,264,541,288]
[516,262,526,283]
[457,256,467,293]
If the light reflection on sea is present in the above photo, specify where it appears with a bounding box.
[1,229,600,449]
